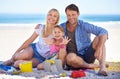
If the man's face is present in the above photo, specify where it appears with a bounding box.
[66,9,80,25]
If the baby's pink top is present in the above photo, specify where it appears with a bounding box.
[50,38,66,54]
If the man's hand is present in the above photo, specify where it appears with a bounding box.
[94,47,102,60]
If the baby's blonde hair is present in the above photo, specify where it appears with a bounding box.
[53,25,64,33]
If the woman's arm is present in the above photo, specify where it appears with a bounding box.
[13,24,39,55]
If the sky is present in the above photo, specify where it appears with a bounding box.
[0,0,120,15]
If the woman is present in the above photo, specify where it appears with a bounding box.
[3,8,66,68]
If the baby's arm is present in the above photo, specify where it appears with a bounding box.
[45,38,54,45]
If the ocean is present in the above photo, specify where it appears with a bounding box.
[0,14,120,24]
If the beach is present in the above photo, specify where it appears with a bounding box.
[0,24,35,61]
[90,22,120,62]
[0,22,120,79]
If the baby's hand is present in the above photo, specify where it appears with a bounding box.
[61,36,71,45]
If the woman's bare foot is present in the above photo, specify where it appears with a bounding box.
[37,63,44,70]
[3,59,14,66]
[0,70,6,74]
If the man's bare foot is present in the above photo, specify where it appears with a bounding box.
[88,63,109,69]
[89,64,100,69]
[98,63,108,76]
[98,70,108,76]
[3,59,13,66]
[106,64,109,68]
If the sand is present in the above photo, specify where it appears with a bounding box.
[0,22,120,79]
[0,67,120,79]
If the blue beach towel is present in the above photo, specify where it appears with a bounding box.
[0,64,15,72]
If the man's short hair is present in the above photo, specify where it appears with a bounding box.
[65,4,79,13]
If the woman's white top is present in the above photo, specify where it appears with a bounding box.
[35,24,52,59]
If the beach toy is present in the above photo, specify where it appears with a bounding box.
[44,59,65,75]
[44,59,58,73]
[0,64,19,74]
[0,64,15,72]
[13,69,20,75]
[0,64,12,71]
[50,64,59,74]
[46,60,55,64]
[60,72,67,77]
[44,61,51,72]
[54,59,64,73]
[71,70,86,78]
[19,61,33,73]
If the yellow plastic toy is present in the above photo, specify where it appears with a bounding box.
[46,60,55,64]
[13,69,20,75]
[19,61,33,73]
[60,72,67,77]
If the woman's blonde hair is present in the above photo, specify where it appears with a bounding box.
[43,8,60,37]
[46,8,60,25]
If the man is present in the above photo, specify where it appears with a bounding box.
[60,4,108,76]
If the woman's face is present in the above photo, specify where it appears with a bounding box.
[52,28,64,40]
[47,10,59,25]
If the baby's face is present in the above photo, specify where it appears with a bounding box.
[52,28,64,40]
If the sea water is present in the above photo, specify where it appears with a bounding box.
[0,14,120,24]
